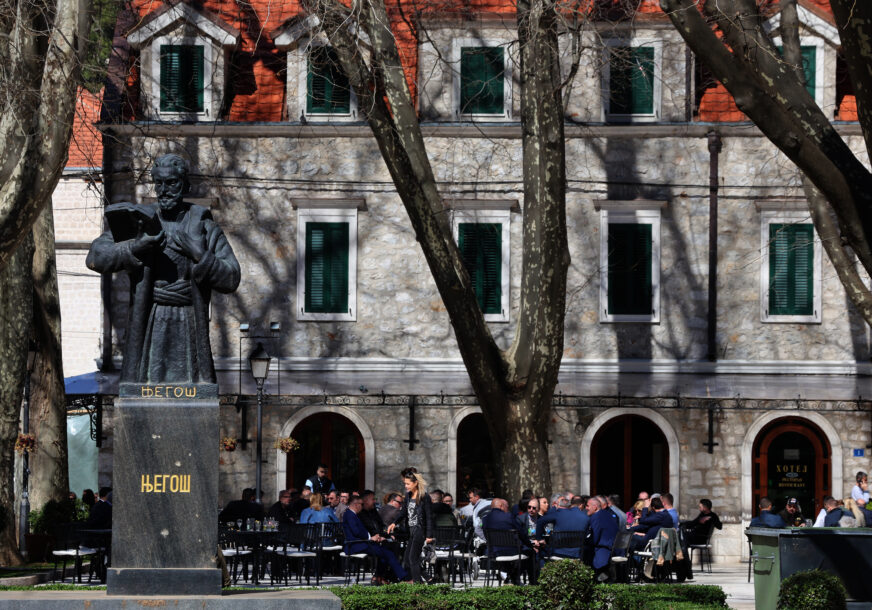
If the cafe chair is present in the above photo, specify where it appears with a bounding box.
[546,530,585,561]
[51,524,97,583]
[432,526,469,584]
[609,529,634,583]
[218,527,252,585]
[483,528,526,587]
[688,528,714,574]
[274,524,317,585]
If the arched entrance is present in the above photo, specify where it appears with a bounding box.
[590,414,669,503]
[456,413,495,500]
[286,413,365,492]
[752,417,831,517]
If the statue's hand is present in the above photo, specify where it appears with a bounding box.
[174,229,206,263]
[130,231,165,259]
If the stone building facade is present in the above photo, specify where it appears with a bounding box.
[90,0,870,562]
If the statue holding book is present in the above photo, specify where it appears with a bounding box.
[87,154,240,384]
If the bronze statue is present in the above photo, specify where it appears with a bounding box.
[87,154,240,384]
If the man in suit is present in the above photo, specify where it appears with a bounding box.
[587,497,620,580]
[749,497,787,528]
[86,487,112,529]
[534,495,590,559]
[483,498,537,585]
[219,488,265,525]
[343,495,408,583]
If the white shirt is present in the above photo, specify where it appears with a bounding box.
[813,508,827,527]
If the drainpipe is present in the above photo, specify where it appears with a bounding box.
[707,131,722,362]
[100,131,114,372]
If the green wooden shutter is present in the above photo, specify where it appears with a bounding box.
[776,45,816,98]
[607,223,652,315]
[769,223,813,316]
[305,222,349,313]
[458,223,502,315]
[160,45,204,113]
[460,47,505,115]
[307,47,351,114]
[610,46,654,115]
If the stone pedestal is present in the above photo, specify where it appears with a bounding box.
[107,384,221,596]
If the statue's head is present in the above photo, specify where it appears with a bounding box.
[151,154,191,212]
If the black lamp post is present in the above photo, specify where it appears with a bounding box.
[19,346,36,557]
[248,343,271,505]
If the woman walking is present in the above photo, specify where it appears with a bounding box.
[387,467,434,583]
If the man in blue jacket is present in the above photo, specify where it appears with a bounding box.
[587,497,620,578]
[483,498,537,584]
[534,496,590,559]
[343,496,408,583]
[749,497,786,528]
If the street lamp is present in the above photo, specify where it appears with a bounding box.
[19,345,36,557]
[248,343,271,506]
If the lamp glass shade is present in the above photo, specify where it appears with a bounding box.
[248,343,271,382]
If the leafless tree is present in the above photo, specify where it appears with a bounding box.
[660,0,872,324]
[305,0,575,498]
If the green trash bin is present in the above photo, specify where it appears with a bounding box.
[747,526,872,610]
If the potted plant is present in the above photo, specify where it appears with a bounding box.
[25,499,78,562]
[221,437,237,452]
[14,433,36,455]
[273,437,300,454]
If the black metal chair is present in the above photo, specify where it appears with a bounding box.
[546,530,585,562]
[432,525,470,584]
[483,528,526,586]
[274,524,317,585]
[219,527,253,585]
[609,529,634,583]
[51,523,97,583]
[688,527,714,574]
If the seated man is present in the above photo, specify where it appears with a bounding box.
[629,496,673,553]
[483,498,537,585]
[749,497,786,528]
[86,487,113,529]
[343,495,407,584]
[823,497,845,527]
[681,498,723,545]
[778,497,804,527]
[534,495,590,559]
[430,490,458,526]
[587,497,620,580]
[219,488,265,525]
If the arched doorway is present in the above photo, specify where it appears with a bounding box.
[752,417,831,517]
[590,415,669,504]
[287,413,365,492]
[456,413,495,501]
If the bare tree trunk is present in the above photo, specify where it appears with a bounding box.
[29,205,68,509]
[312,0,571,498]
[0,236,34,565]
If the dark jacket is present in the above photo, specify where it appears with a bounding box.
[342,509,373,554]
[219,499,265,524]
[267,501,295,527]
[306,475,335,496]
[777,509,804,527]
[483,509,531,555]
[431,501,457,526]
[397,492,434,539]
[750,510,786,529]
[824,508,843,527]
[630,509,674,541]
[535,507,590,559]
[359,508,385,536]
[86,500,112,529]
[590,508,620,570]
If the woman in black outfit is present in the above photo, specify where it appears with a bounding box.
[386,467,434,583]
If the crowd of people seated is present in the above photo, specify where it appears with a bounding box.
[750,471,872,529]
[218,462,723,586]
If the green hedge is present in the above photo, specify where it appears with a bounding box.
[777,570,847,610]
[331,582,727,610]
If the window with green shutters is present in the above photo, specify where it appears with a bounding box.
[608,46,655,116]
[307,46,351,115]
[460,47,505,115]
[607,223,653,316]
[768,223,814,316]
[160,44,204,113]
[305,222,349,314]
[776,45,816,98]
[458,223,502,315]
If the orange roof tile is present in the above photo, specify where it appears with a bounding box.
[67,88,103,169]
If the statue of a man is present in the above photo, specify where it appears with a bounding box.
[87,154,240,384]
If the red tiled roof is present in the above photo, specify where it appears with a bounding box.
[67,88,103,169]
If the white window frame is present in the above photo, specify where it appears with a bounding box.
[452,38,513,121]
[450,208,511,322]
[601,39,662,122]
[759,208,822,324]
[295,203,360,322]
[296,37,359,122]
[151,34,214,120]
[770,35,826,108]
[596,201,663,323]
